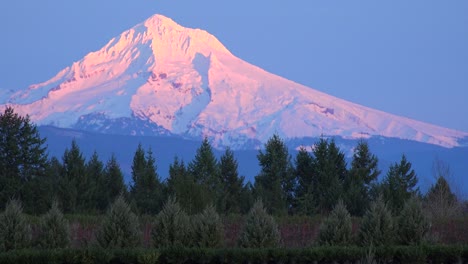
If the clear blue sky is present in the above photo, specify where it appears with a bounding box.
[1,0,467,132]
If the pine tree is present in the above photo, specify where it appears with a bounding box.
[58,140,95,213]
[104,154,128,203]
[37,201,70,249]
[294,147,315,215]
[425,175,459,220]
[131,145,164,214]
[382,155,419,213]
[358,197,394,246]
[151,197,191,248]
[0,200,31,252]
[238,199,280,248]
[191,204,224,248]
[317,200,353,246]
[86,152,107,212]
[219,148,244,214]
[311,138,346,213]
[254,134,295,215]
[97,195,141,248]
[397,197,430,245]
[0,107,48,212]
[188,138,221,211]
[345,141,380,216]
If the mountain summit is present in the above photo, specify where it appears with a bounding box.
[2,14,467,148]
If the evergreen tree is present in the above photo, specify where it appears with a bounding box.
[104,154,128,203]
[0,200,31,252]
[359,197,394,246]
[188,138,221,210]
[86,152,107,212]
[0,107,48,212]
[131,145,164,214]
[191,204,224,248]
[219,148,244,214]
[58,140,88,213]
[294,147,315,215]
[37,201,70,249]
[167,157,209,214]
[397,197,430,245]
[238,199,280,248]
[97,195,141,249]
[151,197,191,248]
[425,176,459,219]
[345,141,380,216]
[317,200,353,246]
[382,155,419,213]
[254,134,295,215]
[311,138,347,213]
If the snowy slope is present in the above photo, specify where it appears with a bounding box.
[2,14,467,148]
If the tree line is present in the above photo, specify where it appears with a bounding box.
[0,107,460,219]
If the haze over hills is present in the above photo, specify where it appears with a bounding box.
[1,14,467,149]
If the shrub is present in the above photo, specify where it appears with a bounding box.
[317,200,353,246]
[358,196,394,246]
[191,204,224,248]
[0,199,31,252]
[397,197,430,245]
[151,197,191,248]
[37,201,70,249]
[96,195,141,248]
[238,199,280,248]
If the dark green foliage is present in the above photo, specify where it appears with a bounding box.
[130,145,164,214]
[167,157,210,214]
[0,107,48,213]
[254,134,295,215]
[359,196,394,246]
[294,147,315,215]
[425,175,459,220]
[317,200,353,246]
[58,140,90,213]
[104,154,128,203]
[219,148,244,214]
[86,151,108,213]
[0,200,31,252]
[397,197,430,245]
[344,141,380,216]
[97,195,141,249]
[188,138,221,211]
[238,199,280,248]
[1,246,468,264]
[151,197,191,248]
[382,155,419,213]
[311,138,347,213]
[37,201,70,249]
[191,205,224,248]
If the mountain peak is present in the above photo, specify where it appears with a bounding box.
[2,14,467,148]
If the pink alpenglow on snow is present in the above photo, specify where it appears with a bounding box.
[1,14,467,148]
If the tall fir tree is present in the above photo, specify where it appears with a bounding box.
[311,138,347,213]
[130,144,164,214]
[58,140,89,213]
[219,148,244,214]
[0,107,48,212]
[167,157,210,214]
[187,138,221,211]
[254,134,295,215]
[104,154,128,204]
[85,151,107,213]
[294,147,315,215]
[344,141,380,216]
[382,155,419,213]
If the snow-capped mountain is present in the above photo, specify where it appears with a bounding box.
[2,14,467,148]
